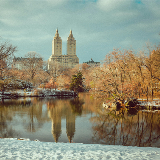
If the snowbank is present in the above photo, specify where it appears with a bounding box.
[0,138,160,160]
[0,89,77,99]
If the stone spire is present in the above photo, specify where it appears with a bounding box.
[55,28,59,38]
[67,30,76,57]
[52,29,62,56]
[69,30,73,37]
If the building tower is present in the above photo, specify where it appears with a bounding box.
[67,30,76,55]
[48,29,79,68]
[52,29,62,56]
[66,30,79,68]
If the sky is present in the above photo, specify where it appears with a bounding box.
[0,0,160,63]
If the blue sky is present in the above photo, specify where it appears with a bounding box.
[0,0,160,63]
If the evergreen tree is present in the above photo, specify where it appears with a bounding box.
[70,71,84,92]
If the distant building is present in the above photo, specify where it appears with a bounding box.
[12,57,23,70]
[83,58,100,67]
[13,57,43,70]
[48,29,79,69]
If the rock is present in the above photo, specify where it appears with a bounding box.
[103,102,110,109]
[111,102,122,110]
[125,98,139,108]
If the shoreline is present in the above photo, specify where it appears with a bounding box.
[0,89,78,99]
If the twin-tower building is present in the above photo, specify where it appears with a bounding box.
[48,29,79,68]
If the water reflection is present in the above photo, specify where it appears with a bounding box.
[25,101,46,132]
[70,98,84,115]
[91,108,160,147]
[1,94,160,147]
[47,98,84,143]
[127,107,138,116]
[0,98,50,139]
[0,99,31,138]
[0,107,18,138]
[0,98,32,107]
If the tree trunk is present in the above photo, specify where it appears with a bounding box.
[146,86,148,102]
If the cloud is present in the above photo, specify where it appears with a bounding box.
[97,0,133,12]
[0,0,159,63]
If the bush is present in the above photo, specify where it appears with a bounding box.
[0,79,33,90]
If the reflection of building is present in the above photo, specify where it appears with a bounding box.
[48,101,76,143]
[48,104,62,143]
[83,58,100,67]
[48,29,79,68]
[52,113,62,142]
[66,110,76,143]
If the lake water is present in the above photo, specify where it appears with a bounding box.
[0,93,160,147]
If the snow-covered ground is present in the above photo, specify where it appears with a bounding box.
[0,138,160,160]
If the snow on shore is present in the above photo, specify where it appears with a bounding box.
[0,89,77,99]
[0,138,160,160]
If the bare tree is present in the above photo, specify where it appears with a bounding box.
[22,51,43,85]
[48,61,63,89]
[0,41,17,79]
[143,46,160,100]
[0,40,17,93]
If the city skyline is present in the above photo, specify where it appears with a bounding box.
[0,0,160,63]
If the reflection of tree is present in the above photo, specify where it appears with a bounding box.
[91,109,160,147]
[25,99,49,132]
[0,99,33,138]
[0,107,19,138]
[0,99,32,107]
[91,109,125,145]
[127,108,138,116]
[0,98,50,139]
[70,98,84,115]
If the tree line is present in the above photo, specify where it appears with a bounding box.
[1,38,160,101]
[88,46,160,102]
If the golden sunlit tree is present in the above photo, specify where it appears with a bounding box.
[22,51,43,85]
[0,40,17,92]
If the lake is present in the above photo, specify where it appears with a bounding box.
[0,93,160,147]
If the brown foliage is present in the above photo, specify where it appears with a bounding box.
[0,41,17,79]
[89,46,160,101]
